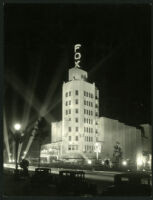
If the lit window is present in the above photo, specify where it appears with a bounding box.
[76,127,78,132]
[76,136,78,141]
[75,90,78,95]
[75,118,78,123]
[69,127,71,132]
[69,91,71,96]
[75,109,78,113]
[75,99,78,104]
[69,136,71,141]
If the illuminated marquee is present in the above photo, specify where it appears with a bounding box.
[74,44,81,68]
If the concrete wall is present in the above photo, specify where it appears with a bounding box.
[51,121,62,143]
[98,117,143,163]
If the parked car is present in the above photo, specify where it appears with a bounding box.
[102,172,152,196]
[56,170,97,195]
[31,168,53,187]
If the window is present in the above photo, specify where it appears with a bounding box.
[87,127,88,133]
[69,136,71,141]
[91,111,93,116]
[75,118,78,123]
[75,109,78,113]
[69,100,71,105]
[68,127,71,132]
[66,101,68,106]
[95,112,98,116]
[76,145,78,150]
[75,99,78,104]
[66,92,68,97]
[86,92,88,97]
[66,110,68,115]
[86,110,88,115]
[91,94,93,98]
[84,100,86,105]
[91,102,93,107]
[76,136,78,141]
[76,127,78,132]
[84,91,86,96]
[69,109,71,114]
[91,128,93,133]
[69,118,71,121]
[84,118,86,123]
[89,93,90,98]
[68,145,71,150]
[84,109,86,114]
[69,91,71,96]
[72,146,75,150]
[86,101,88,106]
[75,90,78,95]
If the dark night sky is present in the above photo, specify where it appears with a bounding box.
[4,3,151,147]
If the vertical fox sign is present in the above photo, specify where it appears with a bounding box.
[74,44,81,68]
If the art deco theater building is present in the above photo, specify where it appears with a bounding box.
[41,46,151,165]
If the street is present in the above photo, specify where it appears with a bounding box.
[3,163,122,196]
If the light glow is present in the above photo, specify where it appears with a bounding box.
[137,156,143,166]
[122,161,127,166]
[87,159,92,164]
[14,123,21,131]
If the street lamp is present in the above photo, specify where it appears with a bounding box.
[13,123,24,173]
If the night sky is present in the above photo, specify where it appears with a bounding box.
[4,4,151,149]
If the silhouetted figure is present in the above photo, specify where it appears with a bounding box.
[20,159,29,177]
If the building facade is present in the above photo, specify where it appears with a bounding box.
[41,63,151,166]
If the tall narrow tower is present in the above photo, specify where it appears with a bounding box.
[62,45,99,159]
